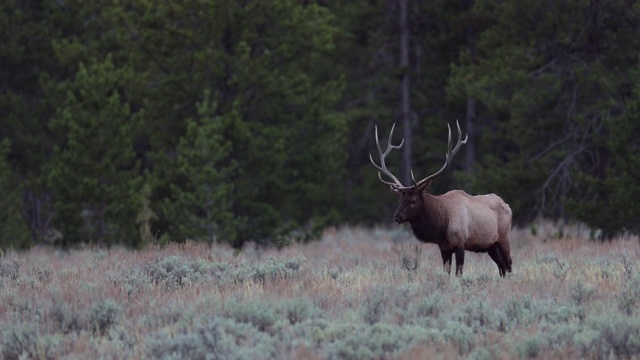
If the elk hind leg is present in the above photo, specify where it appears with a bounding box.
[497,242,512,273]
[454,247,465,277]
[487,244,506,277]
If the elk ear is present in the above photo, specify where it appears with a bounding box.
[416,180,432,193]
[389,185,402,195]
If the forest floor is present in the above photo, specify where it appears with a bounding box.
[1,221,639,359]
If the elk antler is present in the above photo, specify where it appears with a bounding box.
[369,123,406,188]
[369,120,468,191]
[414,120,468,188]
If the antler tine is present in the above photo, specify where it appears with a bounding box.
[369,123,407,188]
[377,171,399,187]
[377,123,404,157]
[415,120,468,187]
[448,119,468,159]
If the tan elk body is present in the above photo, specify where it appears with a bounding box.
[370,121,513,277]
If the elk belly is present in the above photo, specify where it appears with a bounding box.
[464,241,495,253]
[464,233,499,253]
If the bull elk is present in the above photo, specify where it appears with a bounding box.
[370,121,512,277]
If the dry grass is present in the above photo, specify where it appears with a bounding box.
[1,221,639,359]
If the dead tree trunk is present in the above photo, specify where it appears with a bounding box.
[464,3,477,173]
[465,98,476,172]
[399,0,412,184]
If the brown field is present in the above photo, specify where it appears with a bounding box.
[1,221,639,359]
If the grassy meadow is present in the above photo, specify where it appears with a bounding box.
[1,222,640,359]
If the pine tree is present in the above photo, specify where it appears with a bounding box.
[0,139,31,249]
[158,91,239,244]
[48,57,144,246]
[569,71,640,238]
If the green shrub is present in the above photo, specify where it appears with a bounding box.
[0,259,20,281]
[51,300,84,334]
[591,313,640,358]
[123,266,150,298]
[279,298,316,325]
[504,296,536,329]
[516,334,544,359]
[617,287,637,316]
[440,320,475,355]
[307,319,352,348]
[1,326,37,360]
[552,260,570,281]
[328,266,342,280]
[362,285,385,325]
[145,256,212,290]
[459,299,503,333]
[569,281,595,306]
[540,323,581,351]
[225,300,279,333]
[89,299,121,336]
[34,267,53,283]
[226,256,305,285]
[327,323,430,360]
[539,304,578,326]
[434,272,450,290]
[396,244,421,272]
[393,283,417,310]
[621,253,634,279]
[413,292,443,319]
[147,318,277,360]
[469,347,494,360]
[1,326,57,360]
[618,275,640,317]
[147,320,230,360]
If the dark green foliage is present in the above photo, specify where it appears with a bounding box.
[109,0,347,245]
[47,58,144,246]
[1,0,639,248]
[450,0,640,232]
[158,92,239,244]
[0,139,31,249]
[567,76,640,237]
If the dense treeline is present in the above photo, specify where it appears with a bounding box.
[0,0,638,249]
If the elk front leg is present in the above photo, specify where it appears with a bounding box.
[454,247,465,277]
[440,249,453,275]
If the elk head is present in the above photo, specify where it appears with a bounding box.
[369,121,468,224]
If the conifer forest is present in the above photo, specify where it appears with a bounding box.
[1,0,639,249]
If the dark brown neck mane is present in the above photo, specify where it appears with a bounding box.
[409,194,448,245]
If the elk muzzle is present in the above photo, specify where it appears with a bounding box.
[394,211,407,224]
